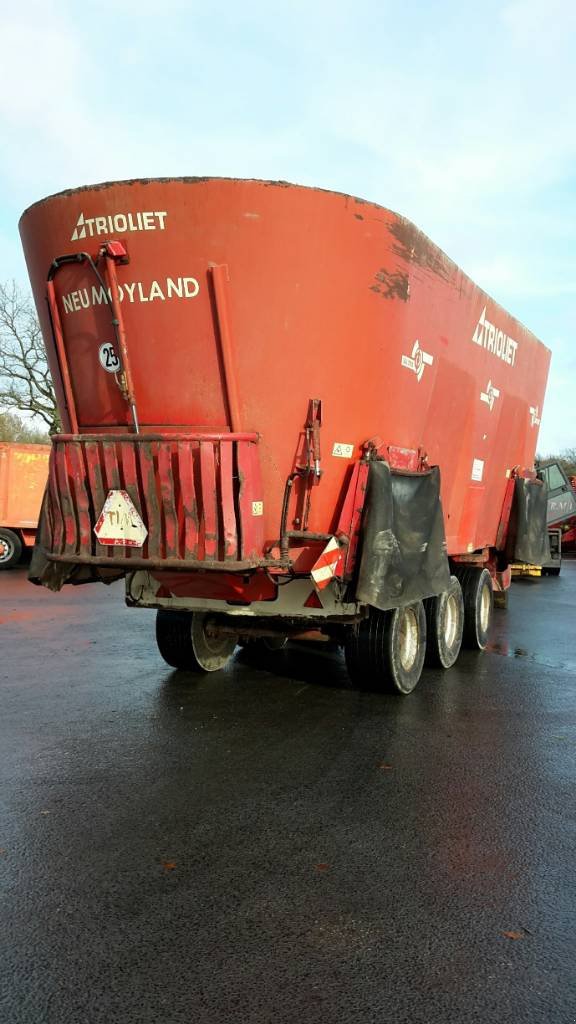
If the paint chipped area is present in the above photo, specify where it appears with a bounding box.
[369,268,410,301]
[389,217,452,281]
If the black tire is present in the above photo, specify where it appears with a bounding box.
[239,636,288,652]
[455,566,493,650]
[424,575,464,669]
[345,602,427,694]
[0,529,23,569]
[542,566,561,577]
[156,610,237,672]
[493,588,509,609]
[260,636,288,651]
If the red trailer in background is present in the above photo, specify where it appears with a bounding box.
[19,178,551,693]
[0,443,50,568]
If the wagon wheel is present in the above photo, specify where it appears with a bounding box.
[424,575,464,669]
[0,529,23,570]
[345,602,427,694]
[454,567,493,650]
[156,610,237,672]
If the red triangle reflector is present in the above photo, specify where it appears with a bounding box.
[304,590,323,609]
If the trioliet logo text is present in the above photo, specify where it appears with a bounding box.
[71,210,167,241]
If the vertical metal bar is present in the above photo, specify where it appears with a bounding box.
[177,441,199,559]
[156,442,179,559]
[101,441,121,558]
[199,441,218,560]
[102,256,139,432]
[219,440,238,559]
[85,440,107,556]
[46,280,78,433]
[335,460,369,578]
[118,440,140,560]
[55,442,77,554]
[210,264,242,433]
[102,441,121,490]
[48,444,65,555]
[66,441,92,554]
[236,440,264,559]
[139,441,161,559]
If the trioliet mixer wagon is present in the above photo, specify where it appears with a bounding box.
[19,178,551,693]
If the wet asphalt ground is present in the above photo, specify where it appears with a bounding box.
[0,562,575,1024]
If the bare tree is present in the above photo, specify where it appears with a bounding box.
[0,280,60,433]
[537,448,576,478]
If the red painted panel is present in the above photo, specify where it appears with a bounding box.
[236,441,264,559]
[20,179,551,562]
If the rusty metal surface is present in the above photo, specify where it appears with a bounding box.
[20,178,551,558]
[39,434,265,567]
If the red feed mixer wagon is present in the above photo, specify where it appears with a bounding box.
[19,178,551,693]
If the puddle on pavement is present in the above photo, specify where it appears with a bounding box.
[486,638,572,673]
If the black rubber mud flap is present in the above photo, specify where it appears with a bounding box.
[28,494,123,591]
[508,477,550,566]
[355,461,451,611]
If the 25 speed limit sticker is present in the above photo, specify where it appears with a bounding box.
[99,342,121,374]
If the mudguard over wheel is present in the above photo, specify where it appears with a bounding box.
[455,566,493,650]
[345,601,427,694]
[424,575,464,669]
[0,529,23,569]
[156,610,237,671]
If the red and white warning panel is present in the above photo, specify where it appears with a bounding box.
[94,490,148,547]
[310,536,343,590]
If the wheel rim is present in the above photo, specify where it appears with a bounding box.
[0,536,15,563]
[398,607,419,671]
[192,614,237,671]
[480,583,491,632]
[444,593,458,648]
[200,621,234,657]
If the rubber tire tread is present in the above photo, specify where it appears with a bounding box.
[345,602,426,695]
[424,575,464,669]
[0,528,23,569]
[156,609,204,671]
[456,566,493,650]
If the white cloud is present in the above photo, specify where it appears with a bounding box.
[1,0,574,450]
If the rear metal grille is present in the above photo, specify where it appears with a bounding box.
[42,434,265,568]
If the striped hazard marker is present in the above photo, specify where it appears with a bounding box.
[311,536,343,590]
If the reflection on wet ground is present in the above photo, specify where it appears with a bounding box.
[488,558,576,673]
[0,561,575,1024]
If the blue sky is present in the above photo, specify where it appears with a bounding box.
[0,0,574,452]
